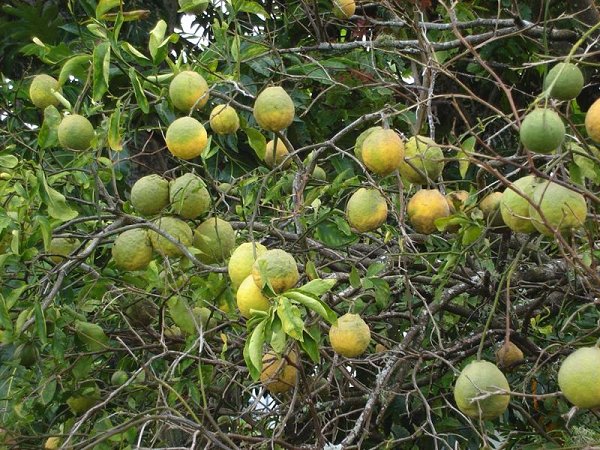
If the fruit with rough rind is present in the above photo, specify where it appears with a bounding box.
[44,437,61,450]
[454,360,510,420]
[166,117,208,160]
[346,188,388,232]
[329,313,371,357]
[210,104,240,134]
[333,0,356,19]
[169,173,211,219]
[264,139,291,168]
[495,341,524,369]
[558,346,600,409]
[149,216,193,257]
[252,249,299,293]
[75,320,109,351]
[48,237,80,264]
[29,74,61,109]
[260,349,298,393]
[399,135,445,184]
[130,174,170,216]
[544,62,584,101]
[354,126,383,161]
[362,128,404,176]
[585,98,600,143]
[193,217,236,264]
[407,189,450,234]
[500,175,538,233]
[479,192,505,228]
[111,370,129,386]
[228,242,268,289]
[519,108,565,154]
[253,86,295,132]
[178,0,209,14]
[236,274,270,318]
[58,114,94,151]
[529,180,587,236]
[169,70,209,111]
[112,228,153,271]
[67,382,101,414]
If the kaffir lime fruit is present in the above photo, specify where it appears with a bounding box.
[236,274,270,318]
[499,175,538,233]
[264,139,291,169]
[407,189,450,234]
[529,180,587,236]
[193,217,236,264]
[228,242,268,289]
[48,237,80,264]
[544,62,584,101]
[333,0,356,18]
[58,114,94,151]
[361,128,404,176]
[29,74,61,109]
[345,187,388,232]
[253,86,295,132]
[329,313,371,358]
[252,249,299,293]
[558,346,600,409]
[165,117,208,160]
[111,228,153,271]
[479,192,505,228]
[399,135,445,184]
[585,98,600,143]
[169,173,211,219]
[169,70,209,111]
[260,349,298,393]
[354,126,383,162]
[495,341,524,370]
[130,174,170,216]
[519,108,565,154]
[149,216,193,257]
[209,104,240,134]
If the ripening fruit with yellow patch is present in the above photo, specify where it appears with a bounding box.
[236,274,270,318]
[252,249,299,293]
[253,86,295,132]
[210,104,240,134]
[333,0,356,19]
[329,313,371,357]
[48,237,80,264]
[260,349,298,393]
[398,135,445,184]
[354,126,383,162]
[479,192,505,228]
[112,228,153,271]
[149,216,193,257]
[361,128,404,176]
[529,180,587,236]
[193,217,236,264]
[169,70,209,111]
[29,74,61,109]
[407,189,450,234]
[585,98,600,143]
[345,188,388,232]
[264,139,291,169]
[499,175,538,233]
[228,242,268,290]
[165,117,208,160]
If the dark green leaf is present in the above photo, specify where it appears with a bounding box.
[38,105,61,149]
[128,68,149,113]
[244,318,267,380]
[92,42,111,101]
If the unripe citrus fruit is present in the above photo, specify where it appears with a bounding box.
[29,74,61,109]
[111,370,129,386]
[236,274,270,318]
[361,128,404,176]
[149,216,193,257]
[260,349,298,393]
[75,320,109,351]
[58,114,94,151]
[495,341,524,369]
[193,217,236,264]
[169,173,211,219]
[499,175,538,233]
[479,192,505,228]
[544,62,584,101]
[16,342,38,367]
[354,126,383,161]
[407,189,450,234]
[558,346,600,409]
[333,0,356,19]
[252,249,299,293]
[228,242,268,289]
[345,187,388,232]
[209,104,240,134]
[529,180,587,236]
[48,237,80,263]
[585,98,600,143]
[253,86,295,132]
[165,117,208,160]
[399,135,445,184]
[312,165,327,181]
[67,382,101,415]
[453,360,510,420]
[519,108,565,154]
[112,228,153,271]
[178,0,209,14]
[130,174,170,216]
[329,313,371,358]
[169,70,209,111]
[264,139,291,169]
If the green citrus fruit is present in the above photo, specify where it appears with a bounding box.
[479,192,505,228]
[333,0,356,19]
[407,189,450,234]
[169,70,209,111]
[454,360,510,420]
[500,175,538,233]
[58,114,94,151]
[165,117,208,160]
[264,139,291,169]
[519,108,565,154]
[312,165,327,181]
[130,174,170,216]
[329,313,371,358]
[495,341,524,370]
[111,370,129,386]
[260,349,298,393]
[169,173,211,219]
[209,104,240,134]
[16,342,38,367]
[29,74,61,109]
[252,249,299,293]
[544,62,584,101]
[75,320,109,351]
[558,346,600,409]
[236,274,270,318]
[253,86,295,132]
[585,98,600,143]
[354,126,383,162]
[362,128,405,176]
[346,187,388,232]
[529,180,587,236]
[178,0,209,14]
[112,228,153,271]
[193,217,236,264]
[228,242,268,289]
[67,382,101,415]
[149,216,193,257]
[399,135,445,184]
[48,237,80,264]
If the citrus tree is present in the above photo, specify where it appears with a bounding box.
[2,0,600,448]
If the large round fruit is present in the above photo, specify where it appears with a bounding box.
[112,228,153,271]
[228,242,268,289]
[329,313,371,358]
[398,135,445,184]
[558,346,600,409]
[67,382,101,415]
[453,360,510,420]
[209,104,240,134]
[149,216,193,257]
[48,237,80,264]
[333,0,356,19]
[178,0,209,14]
[519,108,565,154]
[57,114,94,151]
[253,86,295,132]
[252,249,299,293]
[585,98,600,143]
[529,180,587,236]
[499,175,538,233]
[130,174,170,216]
[165,117,208,160]
[479,192,505,228]
[264,139,291,169]
[16,343,39,367]
[354,126,383,162]
[544,62,584,101]
[345,188,388,232]
[75,320,109,351]
[260,349,298,393]
[29,74,61,109]
[111,370,129,386]
[169,173,211,219]
[361,129,404,176]
[193,217,236,264]
[236,274,270,318]
[406,189,450,234]
[169,70,209,111]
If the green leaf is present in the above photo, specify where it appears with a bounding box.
[38,105,62,149]
[366,262,385,278]
[349,266,361,289]
[75,320,109,351]
[92,42,111,101]
[58,55,91,85]
[37,170,78,221]
[96,0,120,18]
[457,136,475,179]
[149,20,169,65]
[283,290,337,324]
[297,278,336,297]
[128,68,149,114]
[300,330,320,363]
[40,378,57,405]
[0,155,18,169]
[167,296,195,335]
[34,301,47,345]
[244,318,267,380]
[245,127,266,160]
[276,296,305,341]
[270,317,286,354]
[234,0,268,16]
[108,101,123,151]
[121,42,149,61]
[461,224,483,246]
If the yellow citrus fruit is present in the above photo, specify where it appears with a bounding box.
[228,242,268,289]
[329,313,371,357]
[264,139,291,169]
[58,114,94,151]
[519,108,565,154]
[165,117,208,160]
[169,70,209,111]
[479,192,505,228]
[544,62,584,101]
[333,0,356,18]
[236,274,270,318]
[407,189,450,234]
[149,216,193,257]
[345,187,388,232]
[29,74,61,109]
[375,343,388,353]
[495,341,524,370]
[361,128,404,176]
[169,173,211,219]
[558,346,600,409]
[193,217,236,264]
[260,349,298,393]
[453,360,510,420]
[130,174,170,216]
[44,437,61,450]
[585,98,600,143]
[399,135,445,184]
[48,237,80,264]
[529,180,587,236]
[252,249,299,293]
[178,0,209,14]
[112,228,153,271]
[253,86,295,132]
[354,126,383,162]
[446,190,470,214]
[209,104,240,134]
[499,175,538,233]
